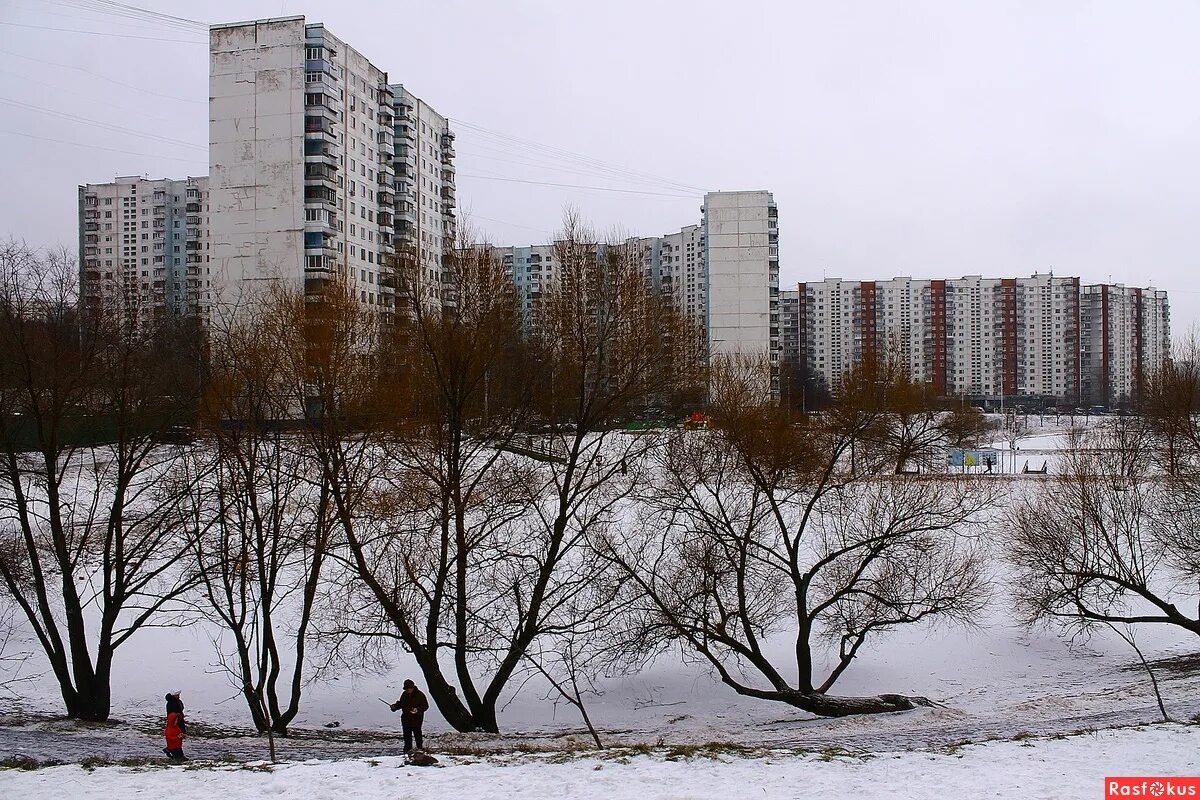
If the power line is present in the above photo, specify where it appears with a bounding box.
[0,21,203,43]
[0,97,206,151]
[0,48,205,104]
[458,173,696,199]
[453,118,703,195]
[0,128,206,164]
[49,0,207,32]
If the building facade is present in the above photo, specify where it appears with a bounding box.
[209,17,403,314]
[702,191,779,367]
[392,85,456,310]
[784,274,1168,405]
[78,175,211,320]
[1080,284,1171,406]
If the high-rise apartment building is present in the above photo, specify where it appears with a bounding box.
[209,17,398,313]
[392,85,456,309]
[785,274,1168,405]
[1080,284,1171,405]
[78,175,210,319]
[702,191,780,366]
[495,191,780,386]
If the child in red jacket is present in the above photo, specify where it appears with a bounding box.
[163,691,186,760]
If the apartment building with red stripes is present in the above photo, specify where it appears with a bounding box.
[782,274,1168,406]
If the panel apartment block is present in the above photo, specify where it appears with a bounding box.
[209,17,397,313]
[78,175,211,320]
[788,274,1167,405]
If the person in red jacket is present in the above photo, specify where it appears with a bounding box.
[163,691,187,760]
[390,679,429,753]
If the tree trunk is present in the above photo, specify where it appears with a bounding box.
[65,675,112,721]
[779,689,939,717]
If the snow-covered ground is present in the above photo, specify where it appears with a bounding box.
[1,724,1196,800]
[2,417,1197,796]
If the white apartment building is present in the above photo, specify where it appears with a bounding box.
[1080,284,1171,405]
[702,191,779,366]
[78,175,211,320]
[209,17,397,313]
[392,85,456,309]
[787,274,1166,405]
[496,192,779,387]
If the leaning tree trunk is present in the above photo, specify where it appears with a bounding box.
[778,689,940,718]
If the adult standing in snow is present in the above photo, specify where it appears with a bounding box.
[163,691,187,760]
[390,679,430,753]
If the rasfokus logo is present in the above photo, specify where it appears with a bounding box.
[1106,777,1200,797]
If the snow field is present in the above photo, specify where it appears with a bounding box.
[1,724,1196,800]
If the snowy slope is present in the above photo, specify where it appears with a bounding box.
[1,724,1196,800]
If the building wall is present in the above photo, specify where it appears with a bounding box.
[703,190,778,364]
[1080,284,1171,405]
[78,175,211,320]
[209,17,398,315]
[796,274,1162,404]
[392,84,456,310]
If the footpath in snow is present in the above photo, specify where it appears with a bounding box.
[0,724,1196,800]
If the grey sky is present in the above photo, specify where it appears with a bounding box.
[2,0,1198,332]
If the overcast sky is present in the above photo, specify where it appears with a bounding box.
[2,0,1198,332]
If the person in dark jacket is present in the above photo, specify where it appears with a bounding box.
[390,679,430,753]
[163,691,187,760]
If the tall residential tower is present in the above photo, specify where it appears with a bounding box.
[209,17,398,313]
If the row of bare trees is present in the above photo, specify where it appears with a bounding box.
[2,229,1196,734]
[1008,341,1200,687]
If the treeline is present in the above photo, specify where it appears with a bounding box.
[1,231,1198,737]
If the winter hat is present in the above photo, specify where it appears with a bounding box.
[403,679,416,689]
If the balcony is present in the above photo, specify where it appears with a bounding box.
[304,209,336,234]
[304,230,334,254]
[304,142,340,168]
[84,222,99,232]
[440,146,454,164]
[304,185,337,207]
[305,163,339,186]
[304,116,336,141]
[397,124,416,144]
[377,186,395,205]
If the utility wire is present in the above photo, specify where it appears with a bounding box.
[0,128,206,164]
[0,97,206,151]
[454,118,702,194]
[0,21,203,43]
[458,173,696,199]
[49,0,207,32]
[0,48,205,104]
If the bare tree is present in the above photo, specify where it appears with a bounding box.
[1139,334,1200,477]
[327,238,533,733]
[333,217,701,733]
[1007,419,1200,640]
[602,359,994,717]
[182,282,334,735]
[0,241,201,720]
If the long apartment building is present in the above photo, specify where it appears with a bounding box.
[78,175,211,319]
[207,16,454,317]
[392,85,456,309]
[497,191,779,377]
[785,275,1168,405]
